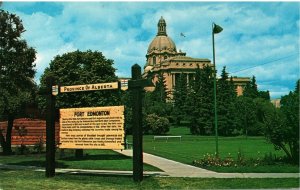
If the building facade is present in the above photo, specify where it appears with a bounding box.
[117,17,250,96]
[143,17,212,94]
[142,17,249,97]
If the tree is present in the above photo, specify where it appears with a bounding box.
[145,114,170,135]
[151,72,168,103]
[144,96,172,118]
[120,90,133,135]
[243,76,270,100]
[252,98,269,136]
[235,96,260,136]
[172,73,188,125]
[216,66,237,136]
[39,50,120,157]
[258,90,270,100]
[243,76,259,99]
[263,80,299,163]
[145,72,172,118]
[278,80,299,162]
[39,50,120,108]
[0,10,36,155]
[189,65,214,135]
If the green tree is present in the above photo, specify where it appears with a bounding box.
[216,66,237,136]
[239,75,271,136]
[243,75,270,100]
[151,73,168,103]
[39,50,120,156]
[235,96,261,137]
[295,79,299,92]
[145,72,173,118]
[172,73,188,125]
[243,76,259,99]
[252,98,269,136]
[278,80,299,162]
[189,65,214,135]
[0,10,36,155]
[120,90,132,135]
[39,50,120,108]
[258,90,270,100]
[145,113,170,135]
[263,80,299,163]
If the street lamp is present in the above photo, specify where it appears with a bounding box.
[212,22,223,158]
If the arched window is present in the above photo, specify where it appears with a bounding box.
[153,56,156,65]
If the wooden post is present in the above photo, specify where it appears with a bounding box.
[130,64,143,182]
[75,149,83,158]
[45,76,56,177]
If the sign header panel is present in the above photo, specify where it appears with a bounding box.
[59,106,125,149]
[60,82,118,93]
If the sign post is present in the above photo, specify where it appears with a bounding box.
[128,64,144,182]
[43,74,147,180]
[43,80,122,178]
[46,76,56,177]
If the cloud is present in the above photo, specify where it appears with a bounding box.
[2,2,299,99]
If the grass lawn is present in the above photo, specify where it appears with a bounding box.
[130,127,299,173]
[0,149,159,171]
[0,169,299,189]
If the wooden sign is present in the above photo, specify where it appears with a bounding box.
[59,106,124,149]
[60,82,118,93]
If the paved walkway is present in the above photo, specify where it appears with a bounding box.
[0,163,166,177]
[115,150,300,178]
[1,150,299,178]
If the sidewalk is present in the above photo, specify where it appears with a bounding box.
[0,163,167,177]
[1,151,299,179]
[115,150,300,178]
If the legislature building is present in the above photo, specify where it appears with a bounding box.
[121,17,249,96]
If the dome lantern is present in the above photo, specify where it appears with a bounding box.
[157,16,167,36]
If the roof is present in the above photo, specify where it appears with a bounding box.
[230,77,251,82]
[165,56,210,62]
[147,35,177,54]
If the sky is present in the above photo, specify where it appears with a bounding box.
[2,1,299,99]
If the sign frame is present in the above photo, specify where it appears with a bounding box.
[44,80,123,178]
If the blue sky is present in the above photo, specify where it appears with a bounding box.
[2,2,299,99]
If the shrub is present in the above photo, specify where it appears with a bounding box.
[15,144,30,155]
[193,153,234,167]
[145,114,170,135]
[193,151,289,168]
[33,137,44,153]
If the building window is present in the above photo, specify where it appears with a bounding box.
[153,56,156,65]
[164,56,167,60]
